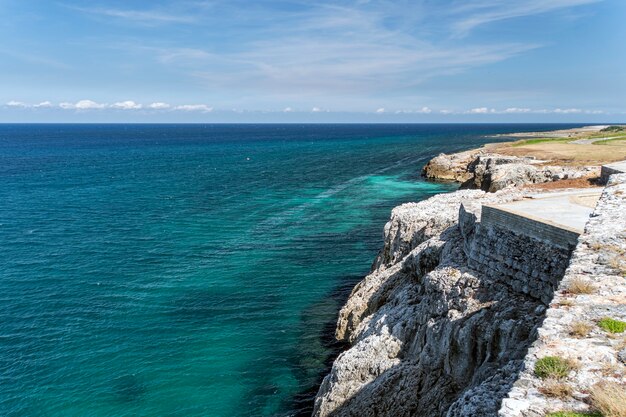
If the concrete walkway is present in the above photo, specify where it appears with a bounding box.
[491,189,603,233]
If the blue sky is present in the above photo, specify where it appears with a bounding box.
[1,0,625,122]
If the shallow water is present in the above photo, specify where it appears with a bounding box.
[0,123,581,416]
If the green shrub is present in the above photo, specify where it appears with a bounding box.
[598,317,626,334]
[600,125,626,132]
[545,412,602,417]
[534,356,574,379]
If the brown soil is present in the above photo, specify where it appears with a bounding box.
[523,176,602,191]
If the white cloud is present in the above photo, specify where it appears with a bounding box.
[469,107,490,114]
[419,107,432,114]
[111,100,142,110]
[376,108,385,113]
[504,107,532,113]
[148,102,171,109]
[395,106,433,114]
[283,107,293,112]
[311,107,322,112]
[6,100,28,108]
[34,101,52,108]
[553,108,582,114]
[173,104,213,112]
[60,100,107,110]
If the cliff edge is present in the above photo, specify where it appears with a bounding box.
[313,152,625,417]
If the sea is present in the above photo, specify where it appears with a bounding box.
[0,123,583,416]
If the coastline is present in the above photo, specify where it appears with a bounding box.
[312,125,626,417]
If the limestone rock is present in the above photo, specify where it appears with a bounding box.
[421,150,479,182]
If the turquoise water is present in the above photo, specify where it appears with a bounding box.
[0,124,580,416]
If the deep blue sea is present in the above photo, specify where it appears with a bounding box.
[0,124,583,416]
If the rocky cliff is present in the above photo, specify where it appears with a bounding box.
[313,160,625,417]
[313,187,573,417]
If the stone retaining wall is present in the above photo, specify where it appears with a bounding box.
[465,218,572,305]
[481,205,580,250]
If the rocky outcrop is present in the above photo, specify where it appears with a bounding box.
[423,151,599,192]
[421,150,479,182]
[460,154,598,192]
[313,186,578,417]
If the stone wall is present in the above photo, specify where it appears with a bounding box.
[462,208,572,304]
[480,205,580,250]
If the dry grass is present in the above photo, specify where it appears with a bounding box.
[588,242,604,251]
[569,321,593,338]
[590,381,626,417]
[608,256,626,277]
[558,299,575,307]
[539,379,573,399]
[566,277,596,295]
[489,139,626,166]
[601,361,624,378]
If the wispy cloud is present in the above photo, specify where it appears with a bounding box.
[67,5,196,24]
[69,0,606,112]
[447,0,602,36]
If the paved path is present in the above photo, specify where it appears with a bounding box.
[569,135,622,145]
[493,189,603,232]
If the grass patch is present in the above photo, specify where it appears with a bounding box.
[546,412,602,417]
[566,277,596,295]
[598,318,626,334]
[535,356,576,380]
[591,381,626,417]
[512,137,573,147]
[569,321,593,338]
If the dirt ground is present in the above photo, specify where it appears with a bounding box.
[523,176,603,191]
[485,140,626,166]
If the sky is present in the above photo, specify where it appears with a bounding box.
[1,0,625,122]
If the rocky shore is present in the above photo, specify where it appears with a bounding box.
[313,143,625,417]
